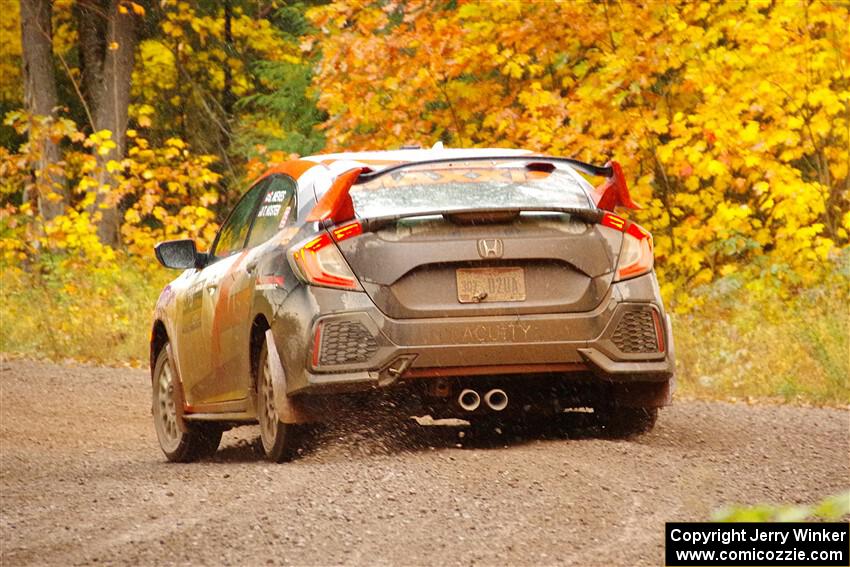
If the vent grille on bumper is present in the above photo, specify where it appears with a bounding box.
[319,321,379,366]
[612,310,659,353]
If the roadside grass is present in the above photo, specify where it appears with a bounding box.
[713,490,850,522]
[0,254,170,366]
[1,255,847,406]
[673,272,849,406]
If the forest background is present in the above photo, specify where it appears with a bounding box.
[0,0,847,405]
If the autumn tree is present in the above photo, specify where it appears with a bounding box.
[3,0,321,253]
[133,0,321,195]
[4,0,846,307]
[19,0,66,220]
[308,0,850,307]
[74,0,144,246]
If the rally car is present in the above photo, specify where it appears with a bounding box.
[151,147,675,462]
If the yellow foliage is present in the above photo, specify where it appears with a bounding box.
[309,0,850,308]
[0,112,221,262]
[131,0,303,137]
[674,264,849,405]
[0,0,21,103]
[1,2,848,393]
[1,253,172,364]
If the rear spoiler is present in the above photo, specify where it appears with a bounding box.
[306,155,637,225]
[358,207,606,231]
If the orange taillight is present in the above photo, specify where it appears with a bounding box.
[291,231,361,290]
[601,212,626,231]
[600,214,654,281]
[615,225,653,281]
[331,221,363,241]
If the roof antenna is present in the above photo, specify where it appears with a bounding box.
[431,141,445,150]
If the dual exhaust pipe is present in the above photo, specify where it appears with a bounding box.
[458,388,508,412]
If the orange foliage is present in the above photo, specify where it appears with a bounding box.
[309,0,850,308]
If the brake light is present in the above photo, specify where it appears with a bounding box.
[331,221,362,241]
[601,213,654,281]
[291,233,361,290]
[615,223,653,281]
[601,212,626,231]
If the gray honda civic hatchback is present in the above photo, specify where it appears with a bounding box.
[151,148,675,462]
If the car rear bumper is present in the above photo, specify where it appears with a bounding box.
[271,272,675,395]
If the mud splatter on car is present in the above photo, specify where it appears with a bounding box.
[150,148,675,462]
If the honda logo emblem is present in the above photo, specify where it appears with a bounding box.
[477,239,504,258]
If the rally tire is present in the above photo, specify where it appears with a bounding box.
[152,344,222,462]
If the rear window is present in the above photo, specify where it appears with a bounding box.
[350,166,593,219]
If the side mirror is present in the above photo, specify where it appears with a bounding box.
[155,239,203,270]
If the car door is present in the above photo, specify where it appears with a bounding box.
[169,268,207,405]
[180,179,268,407]
[214,174,299,399]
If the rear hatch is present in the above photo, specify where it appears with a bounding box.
[334,165,623,318]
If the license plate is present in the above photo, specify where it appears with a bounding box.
[456,267,526,303]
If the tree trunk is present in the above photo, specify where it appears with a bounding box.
[76,0,138,247]
[222,0,236,115]
[74,1,106,117]
[20,0,66,220]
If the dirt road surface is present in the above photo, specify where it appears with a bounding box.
[1,359,847,566]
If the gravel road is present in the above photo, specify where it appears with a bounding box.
[1,359,847,566]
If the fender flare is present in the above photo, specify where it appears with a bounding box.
[264,329,310,424]
[164,343,189,433]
